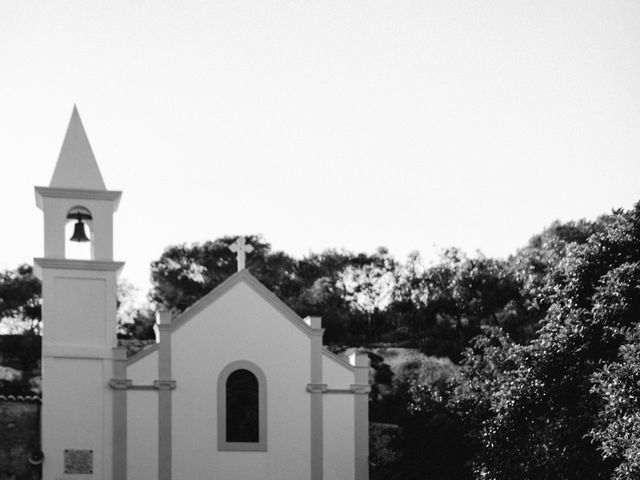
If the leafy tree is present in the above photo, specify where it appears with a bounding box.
[507,218,606,324]
[150,235,299,312]
[0,264,41,334]
[292,249,355,343]
[337,247,398,340]
[590,324,640,480]
[461,205,640,479]
[151,240,405,345]
[387,204,640,480]
[0,266,154,339]
[117,279,156,340]
[390,249,524,360]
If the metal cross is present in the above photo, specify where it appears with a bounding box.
[229,236,254,271]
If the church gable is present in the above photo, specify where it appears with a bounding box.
[170,272,313,370]
[170,269,315,338]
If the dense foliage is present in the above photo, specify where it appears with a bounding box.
[391,203,640,479]
[2,201,639,480]
[150,239,537,356]
[0,265,41,334]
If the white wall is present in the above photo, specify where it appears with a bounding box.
[125,348,158,480]
[126,348,157,383]
[127,390,158,480]
[324,393,355,480]
[41,358,112,480]
[125,278,360,480]
[323,353,354,389]
[171,280,312,480]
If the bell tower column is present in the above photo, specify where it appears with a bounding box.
[34,107,124,480]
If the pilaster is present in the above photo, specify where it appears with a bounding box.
[112,347,128,480]
[156,311,174,480]
[349,351,370,480]
[305,316,324,480]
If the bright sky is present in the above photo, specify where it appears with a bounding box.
[1,1,639,299]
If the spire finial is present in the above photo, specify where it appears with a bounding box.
[50,106,106,190]
[229,236,254,272]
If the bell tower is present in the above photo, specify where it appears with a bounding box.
[34,107,124,480]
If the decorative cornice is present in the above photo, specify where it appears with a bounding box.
[153,380,177,390]
[109,379,133,390]
[43,344,117,360]
[34,257,125,273]
[35,186,122,203]
[306,385,372,395]
[350,384,371,394]
[306,383,328,393]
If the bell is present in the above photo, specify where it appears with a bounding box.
[70,218,90,242]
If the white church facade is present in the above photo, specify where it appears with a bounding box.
[34,108,370,480]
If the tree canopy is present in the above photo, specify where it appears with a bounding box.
[2,200,639,480]
[393,203,640,479]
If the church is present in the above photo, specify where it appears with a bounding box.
[33,108,370,480]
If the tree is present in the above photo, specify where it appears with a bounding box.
[386,204,640,480]
[117,279,156,340]
[0,264,41,334]
[390,248,524,360]
[461,205,640,479]
[337,247,398,340]
[292,249,355,344]
[150,235,299,312]
[590,324,640,480]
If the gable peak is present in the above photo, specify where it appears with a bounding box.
[50,106,106,190]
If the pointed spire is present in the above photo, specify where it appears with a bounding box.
[50,106,106,190]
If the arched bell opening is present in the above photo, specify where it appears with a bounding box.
[65,206,93,260]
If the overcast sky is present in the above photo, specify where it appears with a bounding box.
[1,0,639,299]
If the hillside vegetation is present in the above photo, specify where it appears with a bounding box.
[1,201,639,479]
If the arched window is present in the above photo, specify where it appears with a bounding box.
[226,369,259,442]
[217,361,267,451]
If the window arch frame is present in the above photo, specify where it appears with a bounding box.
[217,360,267,451]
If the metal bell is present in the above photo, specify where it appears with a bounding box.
[70,218,90,242]
[68,211,92,242]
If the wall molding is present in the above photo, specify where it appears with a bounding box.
[34,257,124,272]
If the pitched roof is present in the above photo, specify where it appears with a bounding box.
[170,269,315,336]
[128,270,354,371]
[50,106,106,190]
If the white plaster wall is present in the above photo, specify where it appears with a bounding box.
[52,277,107,345]
[171,281,312,480]
[323,353,354,389]
[127,390,158,480]
[125,349,158,480]
[41,357,112,480]
[127,348,158,384]
[40,269,118,348]
[39,267,118,480]
[323,394,355,480]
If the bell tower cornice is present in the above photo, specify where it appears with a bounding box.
[35,186,122,211]
[34,257,124,273]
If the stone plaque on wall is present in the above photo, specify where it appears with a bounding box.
[64,449,93,474]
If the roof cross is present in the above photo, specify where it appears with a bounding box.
[229,236,254,272]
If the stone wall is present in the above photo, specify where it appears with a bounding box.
[0,400,41,480]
